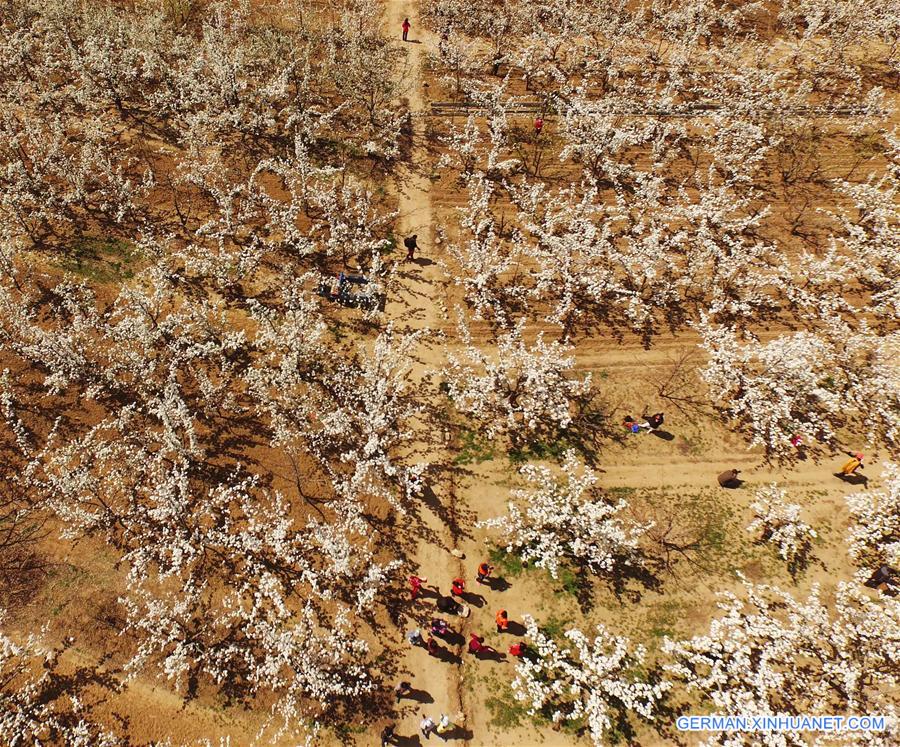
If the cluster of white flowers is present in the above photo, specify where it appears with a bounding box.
[0,623,121,746]
[663,578,900,744]
[747,483,817,574]
[845,462,900,575]
[478,450,649,578]
[699,320,900,461]
[513,613,669,745]
[443,319,590,442]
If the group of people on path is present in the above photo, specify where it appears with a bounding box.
[387,559,531,743]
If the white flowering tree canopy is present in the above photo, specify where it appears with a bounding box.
[0,624,121,747]
[846,462,900,575]
[513,614,670,746]
[747,483,817,575]
[478,450,650,578]
[443,320,591,443]
[663,579,900,744]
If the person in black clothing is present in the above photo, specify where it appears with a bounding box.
[646,412,664,430]
[394,681,412,702]
[404,234,418,260]
[381,724,396,746]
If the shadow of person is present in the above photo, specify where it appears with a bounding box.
[505,620,526,637]
[443,726,474,741]
[437,630,464,647]
[405,688,434,704]
[486,576,511,592]
[650,429,675,441]
[460,590,486,607]
[432,646,462,665]
[722,478,743,488]
[834,472,869,486]
[393,734,422,746]
[475,648,507,663]
[412,257,435,266]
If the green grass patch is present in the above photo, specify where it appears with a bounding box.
[555,565,580,598]
[454,428,496,465]
[539,615,566,639]
[58,236,138,283]
[508,435,573,464]
[485,694,529,729]
[489,546,525,577]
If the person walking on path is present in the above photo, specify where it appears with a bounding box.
[409,574,427,600]
[381,725,395,746]
[402,17,411,42]
[420,715,436,739]
[509,641,527,657]
[468,633,496,655]
[407,628,424,647]
[534,116,544,136]
[436,714,453,739]
[426,635,439,656]
[495,609,509,633]
[838,451,864,476]
[394,681,412,702]
[476,562,494,584]
[450,577,465,597]
[404,234,418,261]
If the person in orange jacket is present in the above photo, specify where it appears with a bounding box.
[495,609,509,633]
[840,451,864,476]
[476,562,494,584]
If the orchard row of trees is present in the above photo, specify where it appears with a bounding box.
[420,0,899,462]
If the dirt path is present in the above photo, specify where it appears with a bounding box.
[383,1,470,742]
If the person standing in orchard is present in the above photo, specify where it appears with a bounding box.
[409,574,427,600]
[402,17,411,42]
[476,561,494,584]
[420,715,436,739]
[404,234,418,261]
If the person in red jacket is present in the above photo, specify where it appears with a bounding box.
[402,17,411,42]
[451,577,465,597]
[534,116,544,135]
[409,574,427,600]
[508,641,527,657]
